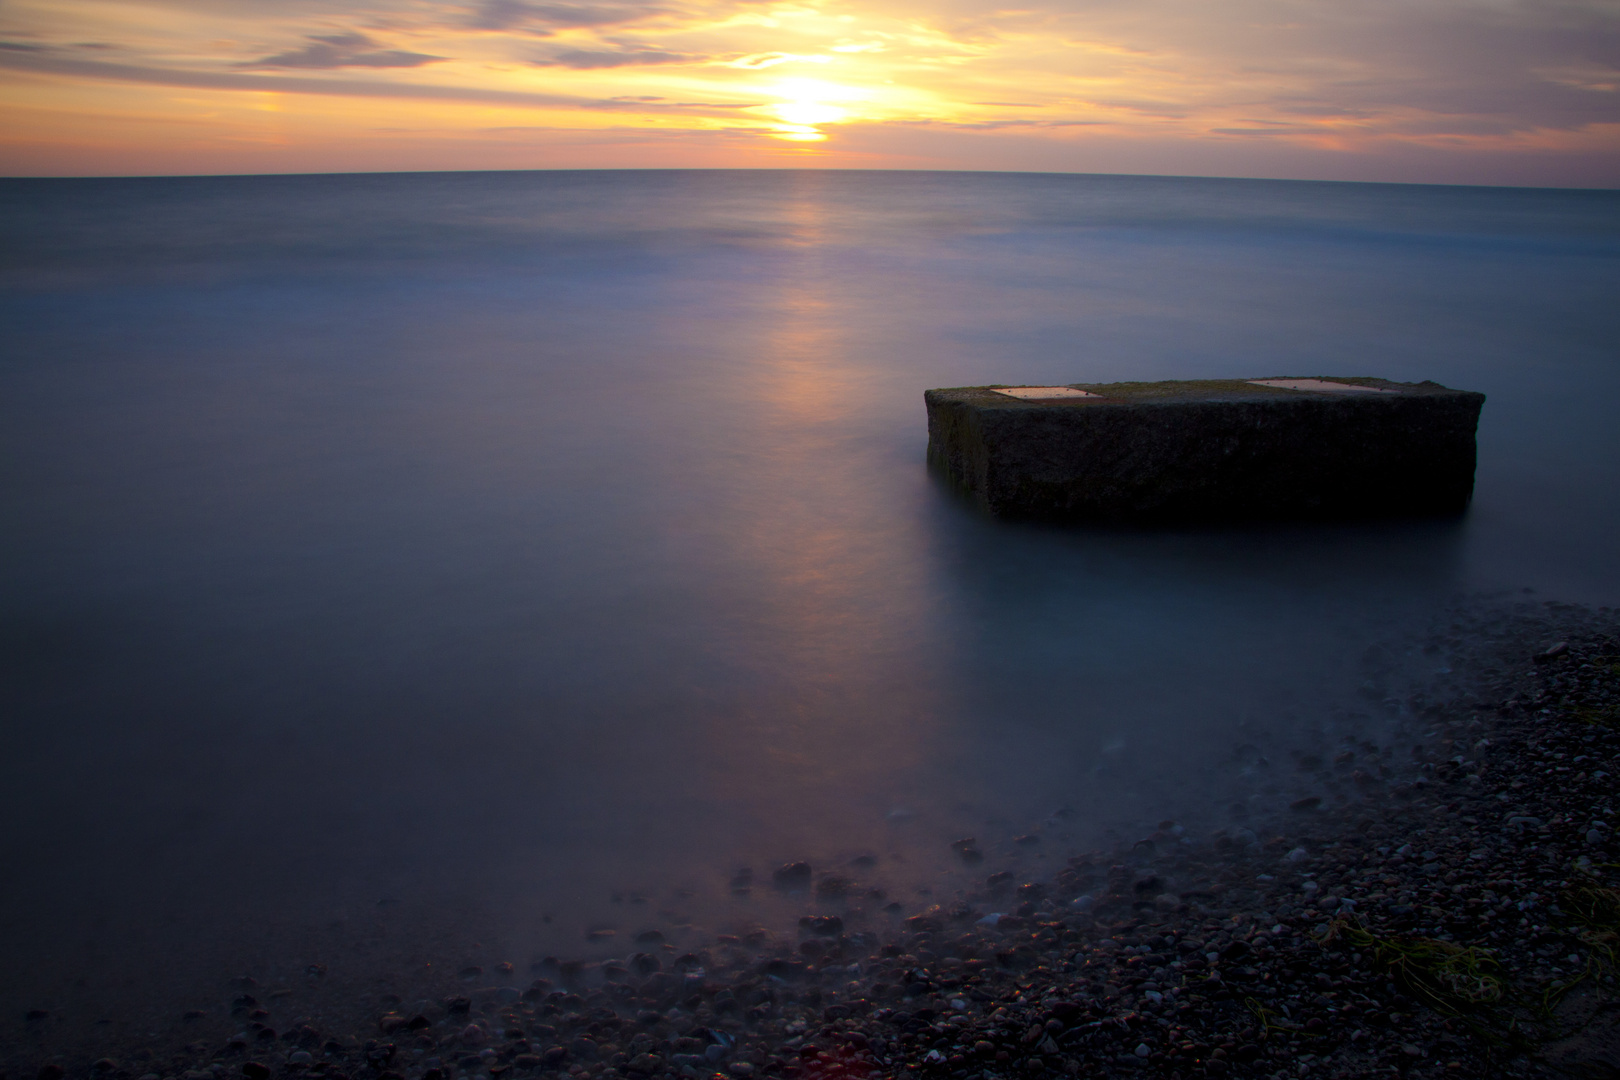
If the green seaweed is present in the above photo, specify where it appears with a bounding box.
[1242,997,1313,1038]
[1322,918,1504,1016]
[1572,657,1620,727]
[1560,882,1620,965]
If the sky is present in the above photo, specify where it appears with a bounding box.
[1,0,1617,182]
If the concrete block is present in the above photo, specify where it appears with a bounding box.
[924,377,1485,522]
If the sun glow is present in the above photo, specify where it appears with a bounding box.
[771,124,828,141]
[774,101,847,125]
[758,78,863,141]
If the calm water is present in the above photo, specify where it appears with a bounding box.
[2,170,1619,1048]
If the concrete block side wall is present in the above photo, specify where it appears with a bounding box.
[925,392,992,497]
[924,386,1485,523]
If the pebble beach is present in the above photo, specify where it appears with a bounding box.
[12,599,1620,1080]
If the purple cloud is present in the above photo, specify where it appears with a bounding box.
[466,0,653,31]
[532,48,695,68]
[244,31,443,69]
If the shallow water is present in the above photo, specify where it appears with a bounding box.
[2,170,1618,1052]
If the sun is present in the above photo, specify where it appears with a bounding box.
[774,100,848,125]
[761,78,861,141]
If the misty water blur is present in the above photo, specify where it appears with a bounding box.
[2,170,1618,1041]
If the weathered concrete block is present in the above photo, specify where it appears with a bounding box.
[924,377,1485,522]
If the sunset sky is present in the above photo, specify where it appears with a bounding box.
[2,0,1617,183]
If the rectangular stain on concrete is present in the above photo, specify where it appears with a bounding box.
[990,386,1102,400]
[925,377,1485,523]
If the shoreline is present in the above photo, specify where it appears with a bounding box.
[11,600,1620,1080]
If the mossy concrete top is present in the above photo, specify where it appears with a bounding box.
[939,376,1463,407]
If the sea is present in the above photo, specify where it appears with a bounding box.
[2,169,1618,1058]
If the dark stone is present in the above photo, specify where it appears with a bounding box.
[924,378,1485,522]
[815,877,853,898]
[799,916,843,936]
[242,1064,271,1080]
[772,863,813,889]
[1535,641,1570,663]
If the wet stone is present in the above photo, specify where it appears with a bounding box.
[771,863,812,889]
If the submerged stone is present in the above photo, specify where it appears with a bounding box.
[924,377,1485,522]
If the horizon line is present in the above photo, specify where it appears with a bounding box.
[5,164,1618,193]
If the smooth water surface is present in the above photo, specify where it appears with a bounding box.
[3,170,1618,1048]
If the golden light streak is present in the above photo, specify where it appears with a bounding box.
[769,123,828,141]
